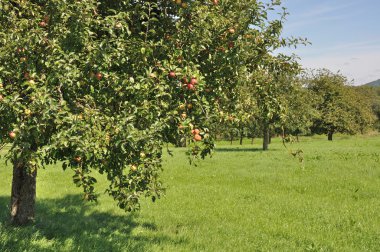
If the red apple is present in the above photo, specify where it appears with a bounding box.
[194,134,202,141]
[187,83,195,90]
[95,72,103,80]
[212,0,219,5]
[192,129,200,135]
[39,21,47,28]
[9,131,16,139]
[168,71,176,79]
[190,77,198,85]
[0,94,4,101]
[74,156,82,163]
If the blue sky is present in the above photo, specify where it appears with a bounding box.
[275,0,380,85]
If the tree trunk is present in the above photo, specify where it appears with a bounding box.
[10,162,37,225]
[230,134,233,145]
[239,134,243,145]
[328,132,333,141]
[269,134,272,144]
[296,134,299,142]
[263,124,269,151]
[251,137,254,145]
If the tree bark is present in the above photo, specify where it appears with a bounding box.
[10,161,37,225]
[328,131,333,141]
[263,124,269,151]
[239,134,243,145]
[251,137,254,145]
[230,134,233,145]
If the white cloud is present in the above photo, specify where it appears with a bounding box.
[300,51,380,85]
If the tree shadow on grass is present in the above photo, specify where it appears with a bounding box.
[0,195,186,252]
[215,147,263,152]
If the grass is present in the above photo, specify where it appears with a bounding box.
[1,135,380,251]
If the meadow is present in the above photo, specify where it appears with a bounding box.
[1,135,379,251]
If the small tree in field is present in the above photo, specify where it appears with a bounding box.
[0,0,296,224]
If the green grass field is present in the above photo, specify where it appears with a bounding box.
[1,135,380,251]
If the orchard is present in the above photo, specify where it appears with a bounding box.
[0,0,299,225]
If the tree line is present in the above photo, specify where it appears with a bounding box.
[210,68,377,148]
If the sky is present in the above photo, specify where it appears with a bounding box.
[275,0,380,85]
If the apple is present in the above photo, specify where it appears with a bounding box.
[212,0,219,5]
[179,104,186,110]
[130,165,138,172]
[191,129,200,135]
[74,156,82,163]
[228,28,235,34]
[218,47,225,53]
[187,103,193,109]
[115,22,122,29]
[190,77,198,85]
[24,72,30,80]
[39,21,47,28]
[140,152,146,158]
[187,83,195,90]
[228,41,234,49]
[193,134,202,141]
[178,124,185,130]
[181,2,188,8]
[182,77,188,84]
[20,57,27,62]
[24,109,31,116]
[176,0,182,5]
[95,72,103,80]
[168,71,176,79]
[9,131,16,139]
[0,95,4,101]
[181,112,187,119]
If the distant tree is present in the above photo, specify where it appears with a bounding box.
[305,69,374,140]
[281,78,318,140]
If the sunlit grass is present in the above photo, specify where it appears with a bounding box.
[1,135,380,251]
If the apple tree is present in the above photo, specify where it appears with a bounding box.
[0,0,298,224]
[305,69,374,140]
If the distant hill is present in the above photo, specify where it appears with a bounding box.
[363,79,380,87]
